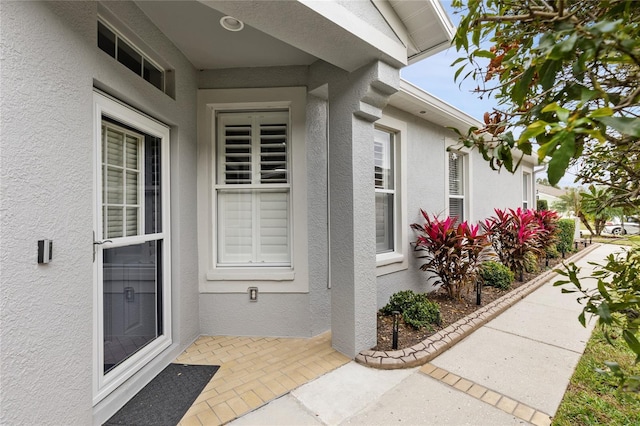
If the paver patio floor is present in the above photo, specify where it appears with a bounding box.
[175,332,350,425]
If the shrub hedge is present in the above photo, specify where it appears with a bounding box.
[557,219,576,253]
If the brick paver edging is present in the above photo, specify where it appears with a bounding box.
[356,243,601,370]
[419,363,552,426]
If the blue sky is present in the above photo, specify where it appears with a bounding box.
[401,2,580,187]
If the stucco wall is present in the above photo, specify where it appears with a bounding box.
[197,67,331,338]
[471,153,526,221]
[375,106,449,307]
[0,2,199,424]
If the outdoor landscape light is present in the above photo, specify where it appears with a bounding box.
[220,16,244,32]
[392,311,400,350]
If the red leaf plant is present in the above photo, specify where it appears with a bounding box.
[482,208,549,276]
[411,210,490,301]
[533,209,561,252]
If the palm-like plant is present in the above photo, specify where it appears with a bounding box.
[552,187,594,235]
[482,208,548,277]
[411,210,490,301]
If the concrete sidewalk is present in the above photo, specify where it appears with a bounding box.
[230,244,623,426]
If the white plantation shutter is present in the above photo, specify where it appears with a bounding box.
[216,111,291,266]
[102,124,141,238]
[448,152,465,223]
[218,191,253,263]
[374,129,394,254]
[258,191,289,262]
[260,123,288,184]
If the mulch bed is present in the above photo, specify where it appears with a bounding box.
[373,251,581,351]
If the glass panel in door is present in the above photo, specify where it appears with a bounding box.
[100,119,164,375]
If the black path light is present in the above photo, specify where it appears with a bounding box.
[476,279,482,305]
[392,311,400,350]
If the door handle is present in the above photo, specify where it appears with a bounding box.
[93,231,113,262]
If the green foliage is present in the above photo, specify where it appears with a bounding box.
[554,247,640,388]
[381,290,421,315]
[581,185,621,236]
[557,219,575,254]
[450,0,640,207]
[402,299,441,331]
[524,251,539,273]
[479,261,514,290]
[380,290,441,331]
[553,326,640,425]
[537,199,548,211]
[411,210,489,300]
[546,243,560,259]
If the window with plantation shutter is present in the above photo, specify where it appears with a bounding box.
[216,111,291,266]
[448,151,465,223]
[374,129,394,254]
[102,123,142,238]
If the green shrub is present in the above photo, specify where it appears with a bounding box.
[557,219,575,254]
[381,290,441,330]
[524,251,539,273]
[381,290,419,315]
[480,261,514,290]
[545,243,560,259]
[537,199,549,211]
[402,299,441,330]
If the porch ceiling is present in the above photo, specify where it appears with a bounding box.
[135,1,454,73]
[135,1,317,70]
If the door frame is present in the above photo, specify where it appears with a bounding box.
[92,91,172,405]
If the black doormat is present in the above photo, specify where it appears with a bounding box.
[104,363,219,426]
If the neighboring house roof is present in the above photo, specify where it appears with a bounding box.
[537,184,567,199]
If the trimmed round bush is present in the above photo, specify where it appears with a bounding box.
[381,290,418,315]
[480,261,514,290]
[402,299,441,330]
[381,290,441,330]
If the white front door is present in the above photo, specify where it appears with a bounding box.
[93,92,172,404]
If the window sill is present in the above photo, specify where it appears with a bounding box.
[206,269,295,282]
[201,268,306,294]
[376,253,407,276]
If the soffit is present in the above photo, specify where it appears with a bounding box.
[389,79,481,130]
[135,1,317,70]
[388,0,455,63]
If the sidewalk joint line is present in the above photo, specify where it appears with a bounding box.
[483,326,587,354]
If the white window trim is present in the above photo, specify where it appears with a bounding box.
[375,115,408,276]
[445,138,472,223]
[197,88,309,293]
[92,91,172,405]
